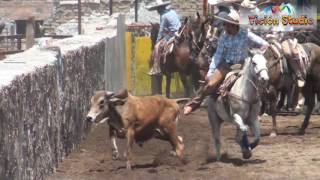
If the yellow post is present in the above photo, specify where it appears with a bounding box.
[125,32,133,91]
[135,36,152,95]
[134,36,184,96]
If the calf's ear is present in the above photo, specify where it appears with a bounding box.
[113,89,128,99]
[105,91,114,99]
[110,98,126,106]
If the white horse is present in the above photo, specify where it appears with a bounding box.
[207,54,269,160]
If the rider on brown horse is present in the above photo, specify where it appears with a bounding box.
[184,8,269,115]
[147,0,181,75]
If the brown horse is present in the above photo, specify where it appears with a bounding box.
[195,24,221,83]
[261,42,320,135]
[259,44,296,136]
[149,15,205,97]
[298,42,320,134]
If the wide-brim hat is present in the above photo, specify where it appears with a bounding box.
[147,0,171,11]
[213,8,241,25]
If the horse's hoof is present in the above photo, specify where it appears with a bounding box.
[269,132,277,137]
[126,162,132,170]
[242,150,252,159]
[137,142,143,147]
[112,151,119,160]
[169,150,177,156]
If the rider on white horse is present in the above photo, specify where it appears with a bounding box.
[184,8,269,115]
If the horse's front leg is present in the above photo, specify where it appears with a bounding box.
[165,73,172,98]
[270,104,278,137]
[109,126,119,160]
[233,114,252,159]
[299,92,315,135]
[269,93,278,137]
[151,75,163,95]
[191,65,201,94]
[248,115,261,150]
[277,90,286,111]
[179,71,191,97]
[247,101,262,148]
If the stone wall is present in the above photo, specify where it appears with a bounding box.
[171,0,203,17]
[43,2,109,34]
[0,1,54,20]
[0,33,112,179]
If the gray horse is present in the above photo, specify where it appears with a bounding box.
[207,54,269,160]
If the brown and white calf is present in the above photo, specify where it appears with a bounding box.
[86,90,187,170]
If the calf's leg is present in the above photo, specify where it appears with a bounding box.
[109,126,119,160]
[160,116,184,159]
[126,127,135,170]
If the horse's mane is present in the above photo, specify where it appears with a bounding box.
[262,46,278,68]
[264,47,275,60]
[242,57,252,74]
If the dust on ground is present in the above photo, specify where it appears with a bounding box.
[47,109,320,180]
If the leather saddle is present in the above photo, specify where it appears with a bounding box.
[212,64,242,99]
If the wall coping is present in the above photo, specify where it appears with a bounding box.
[0,30,116,89]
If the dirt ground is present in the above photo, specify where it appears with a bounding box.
[47,109,320,180]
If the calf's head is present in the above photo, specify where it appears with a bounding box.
[86,90,125,123]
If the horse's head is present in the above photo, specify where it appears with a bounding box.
[195,22,221,81]
[250,54,269,86]
[182,12,206,47]
[150,23,160,49]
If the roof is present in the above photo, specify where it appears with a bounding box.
[0,2,53,20]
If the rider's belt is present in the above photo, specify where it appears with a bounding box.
[164,31,176,36]
[226,60,245,66]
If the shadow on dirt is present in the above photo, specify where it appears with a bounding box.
[113,162,159,171]
[205,153,266,167]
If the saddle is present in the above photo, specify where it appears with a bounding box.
[217,70,241,98]
[281,38,310,77]
[160,37,176,63]
[211,64,242,99]
[269,41,290,74]
[149,38,176,75]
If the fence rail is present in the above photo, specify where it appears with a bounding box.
[0,34,23,51]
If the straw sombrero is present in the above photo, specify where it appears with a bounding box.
[147,0,171,11]
[214,8,241,25]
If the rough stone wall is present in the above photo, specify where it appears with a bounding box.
[43,2,109,34]
[0,35,107,179]
[43,0,132,34]
[112,0,132,13]
[171,0,203,17]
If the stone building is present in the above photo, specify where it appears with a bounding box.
[0,0,205,35]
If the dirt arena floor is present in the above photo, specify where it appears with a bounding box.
[47,109,320,180]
